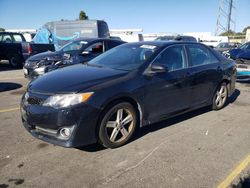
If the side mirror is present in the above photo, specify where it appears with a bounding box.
[151,64,168,73]
[143,64,168,76]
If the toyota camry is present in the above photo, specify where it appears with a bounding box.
[20,41,236,148]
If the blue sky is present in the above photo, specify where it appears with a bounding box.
[0,0,249,34]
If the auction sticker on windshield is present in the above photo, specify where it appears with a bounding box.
[80,41,88,44]
[140,45,156,50]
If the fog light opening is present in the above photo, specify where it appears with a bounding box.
[59,128,71,138]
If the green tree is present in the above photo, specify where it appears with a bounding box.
[219,29,236,36]
[79,10,88,20]
[0,27,5,32]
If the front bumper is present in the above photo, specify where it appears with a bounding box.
[236,71,250,81]
[20,92,101,147]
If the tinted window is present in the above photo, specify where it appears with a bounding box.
[60,40,88,53]
[1,34,12,42]
[84,42,104,53]
[153,45,187,71]
[13,34,23,42]
[89,44,159,71]
[240,42,250,50]
[186,44,218,67]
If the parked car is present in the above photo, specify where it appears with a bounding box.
[226,42,250,81]
[20,41,236,148]
[23,38,125,80]
[0,32,55,68]
[155,35,197,42]
[215,42,240,54]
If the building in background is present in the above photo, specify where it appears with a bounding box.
[110,29,144,42]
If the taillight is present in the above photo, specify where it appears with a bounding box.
[28,44,32,54]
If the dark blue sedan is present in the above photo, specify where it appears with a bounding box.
[228,41,250,81]
[20,41,237,148]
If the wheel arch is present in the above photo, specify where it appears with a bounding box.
[95,95,143,141]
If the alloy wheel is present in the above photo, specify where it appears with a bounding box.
[214,84,228,109]
[105,108,134,143]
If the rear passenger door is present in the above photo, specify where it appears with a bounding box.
[186,44,223,107]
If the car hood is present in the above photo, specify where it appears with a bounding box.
[28,64,128,94]
[28,51,63,61]
[229,49,250,60]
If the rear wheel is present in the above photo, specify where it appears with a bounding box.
[98,102,137,148]
[212,82,228,110]
[9,54,22,68]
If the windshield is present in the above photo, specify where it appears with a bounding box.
[88,44,159,71]
[59,40,88,53]
[217,43,228,48]
[239,42,250,50]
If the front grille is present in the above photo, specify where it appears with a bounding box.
[27,96,44,105]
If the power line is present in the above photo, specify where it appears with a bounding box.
[216,0,236,36]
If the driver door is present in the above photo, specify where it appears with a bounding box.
[143,44,193,122]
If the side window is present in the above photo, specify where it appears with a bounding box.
[85,42,104,54]
[13,34,23,42]
[187,45,218,67]
[153,45,187,71]
[2,34,12,42]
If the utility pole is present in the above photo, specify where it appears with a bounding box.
[216,0,236,36]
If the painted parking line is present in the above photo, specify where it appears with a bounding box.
[0,76,24,81]
[217,154,250,188]
[0,107,19,113]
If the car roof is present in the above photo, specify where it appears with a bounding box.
[126,41,200,48]
[0,32,23,35]
[73,37,125,43]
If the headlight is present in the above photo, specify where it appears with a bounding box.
[34,67,46,74]
[43,92,94,109]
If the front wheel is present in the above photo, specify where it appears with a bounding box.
[212,83,228,110]
[98,102,137,148]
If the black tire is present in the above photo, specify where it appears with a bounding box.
[98,102,137,148]
[9,54,22,68]
[212,82,228,110]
